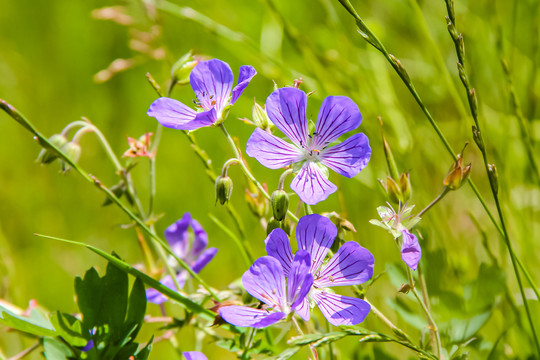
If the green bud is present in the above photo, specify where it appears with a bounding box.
[271,189,289,221]
[252,102,272,130]
[37,134,68,164]
[280,217,292,236]
[215,175,233,205]
[266,217,281,235]
[399,172,412,202]
[171,52,199,85]
[60,141,81,172]
[488,164,498,194]
[385,176,403,204]
[444,144,471,190]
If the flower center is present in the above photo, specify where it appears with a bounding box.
[299,132,331,161]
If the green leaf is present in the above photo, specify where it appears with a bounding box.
[125,278,146,337]
[0,305,56,338]
[43,338,73,360]
[50,311,87,347]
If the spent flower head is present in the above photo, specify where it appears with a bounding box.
[147,59,256,130]
[246,87,371,205]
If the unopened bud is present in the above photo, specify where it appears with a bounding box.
[388,54,410,83]
[37,134,68,164]
[280,217,292,236]
[252,101,272,130]
[488,164,498,194]
[60,142,81,172]
[386,176,403,204]
[472,126,484,151]
[171,52,199,85]
[215,175,233,205]
[444,144,471,190]
[399,172,412,202]
[271,189,289,221]
[266,218,281,235]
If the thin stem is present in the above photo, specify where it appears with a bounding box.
[221,158,240,176]
[278,168,294,190]
[292,317,318,360]
[60,121,88,136]
[218,124,299,223]
[364,298,414,344]
[7,342,39,360]
[417,188,449,218]
[304,203,313,215]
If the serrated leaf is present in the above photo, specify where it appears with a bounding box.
[50,312,87,347]
[43,338,72,360]
[0,305,56,337]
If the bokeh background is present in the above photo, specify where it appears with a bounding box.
[0,0,538,358]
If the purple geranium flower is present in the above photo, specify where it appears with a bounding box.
[183,352,207,360]
[400,229,421,271]
[147,59,256,130]
[219,251,313,328]
[146,213,217,304]
[265,214,374,326]
[246,87,371,205]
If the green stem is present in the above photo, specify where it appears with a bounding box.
[0,100,219,301]
[417,188,449,218]
[364,298,414,344]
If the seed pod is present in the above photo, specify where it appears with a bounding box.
[271,189,289,221]
[386,176,403,204]
[399,172,412,202]
[252,102,272,131]
[215,175,233,205]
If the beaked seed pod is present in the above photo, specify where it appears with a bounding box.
[252,102,272,131]
[37,134,68,164]
[271,189,289,221]
[399,172,412,202]
[215,175,233,205]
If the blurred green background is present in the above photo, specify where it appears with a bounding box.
[0,0,538,358]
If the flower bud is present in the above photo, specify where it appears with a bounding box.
[385,176,403,204]
[60,141,81,172]
[280,217,292,236]
[252,102,272,131]
[171,52,199,85]
[266,217,281,235]
[488,164,498,194]
[215,175,233,205]
[271,189,289,221]
[444,144,471,190]
[399,172,412,202]
[37,134,68,164]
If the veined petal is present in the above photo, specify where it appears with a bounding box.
[246,128,303,169]
[191,247,218,273]
[295,297,311,321]
[148,97,214,130]
[165,213,191,259]
[295,214,337,274]
[219,306,285,328]
[145,274,187,305]
[312,291,371,326]
[190,218,208,256]
[183,351,208,360]
[290,162,338,205]
[401,230,421,270]
[287,251,313,309]
[266,88,308,146]
[231,65,257,104]
[313,96,362,147]
[242,256,286,308]
[316,242,374,287]
[190,59,233,113]
[320,133,371,178]
[265,228,294,277]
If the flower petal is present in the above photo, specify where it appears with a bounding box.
[246,128,303,169]
[320,133,371,178]
[295,214,337,274]
[290,162,338,205]
[288,250,313,309]
[145,274,187,305]
[165,213,192,259]
[316,242,374,287]
[265,228,294,277]
[266,88,308,146]
[148,97,215,130]
[242,256,286,308]
[190,59,233,113]
[191,247,218,273]
[313,96,362,147]
[183,351,208,360]
[295,297,311,321]
[401,230,421,270]
[190,218,208,256]
[312,291,371,326]
[231,65,257,104]
[219,306,285,328]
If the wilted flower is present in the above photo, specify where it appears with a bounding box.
[146,213,217,304]
[246,88,371,205]
[147,59,256,130]
[266,214,374,326]
[219,252,313,328]
[122,132,153,158]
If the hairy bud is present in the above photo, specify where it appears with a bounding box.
[37,134,68,164]
[215,175,233,205]
[60,141,81,173]
[271,189,289,221]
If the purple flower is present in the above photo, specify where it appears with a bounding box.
[265,214,374,326]
[219,251,313,328]
[400,229,421,271]
[183,352,207,360]
[147,59,256,130]
[246,88,371,205]
[146,213,218,304]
